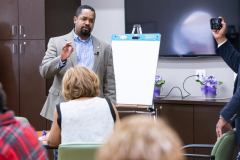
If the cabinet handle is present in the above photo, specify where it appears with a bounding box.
[20,44,25,53]
[19,25,24,36]
[12,44,17,54]
[12,25,17,35]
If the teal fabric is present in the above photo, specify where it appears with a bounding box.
[211,130,237,160]
[15,116,29,123]
[58,142,103,160]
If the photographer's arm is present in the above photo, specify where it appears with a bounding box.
[212,17,240,73]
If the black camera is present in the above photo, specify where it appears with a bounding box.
[210,18,222,30]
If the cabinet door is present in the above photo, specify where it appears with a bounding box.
[0,40,19,115]
[0,0,18,39]
[156,104,194,145]
[155,103,194,160]
[194,105,224,160]
[18,0,45,39]
[19,40,46,130]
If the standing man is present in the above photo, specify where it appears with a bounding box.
[212,17,238,143]
[39,5,116,121]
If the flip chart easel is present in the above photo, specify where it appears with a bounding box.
[111,33,161,108]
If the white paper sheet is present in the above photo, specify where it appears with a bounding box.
[112,40,160,105]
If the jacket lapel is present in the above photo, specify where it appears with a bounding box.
[92,36,101,72]
[65,31,78,66]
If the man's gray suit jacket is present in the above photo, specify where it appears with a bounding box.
[39,31,116,121]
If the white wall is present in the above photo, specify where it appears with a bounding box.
[82,0,125,44]
[82,0,235,98]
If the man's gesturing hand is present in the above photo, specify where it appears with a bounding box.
[216,117,234,140]
[61,41,74,62]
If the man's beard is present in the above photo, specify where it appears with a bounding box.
[80,26,91,36]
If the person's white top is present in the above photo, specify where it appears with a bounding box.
[58,97,114,144]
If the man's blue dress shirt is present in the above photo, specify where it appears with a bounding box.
[59,29,95,69]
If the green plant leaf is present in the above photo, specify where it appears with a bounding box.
[155,80,165,86]
[219,81,223,85]
[196,79,204,85]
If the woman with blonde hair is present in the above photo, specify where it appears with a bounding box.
[46,65,120,147]
[96,115,185,160]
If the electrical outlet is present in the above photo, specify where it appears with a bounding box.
[196,70,206,80]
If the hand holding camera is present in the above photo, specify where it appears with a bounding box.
[211,17,227,45]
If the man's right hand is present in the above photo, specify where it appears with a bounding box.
[61,41,74,62]
[212,17,227,45]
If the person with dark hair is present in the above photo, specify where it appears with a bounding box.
[39,4,116,122]
[75,5,96,18]
[212,17,240,148]
[0,83,48,160]
[0,83,7,113]
[39,5,116,160]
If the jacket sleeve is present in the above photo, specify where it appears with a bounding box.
[217,40,240,123]
[103,45,116,105]
[216,40,240,74]
[39,38,63,78]
[220,85,240,124]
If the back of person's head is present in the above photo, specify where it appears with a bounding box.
[96,115,185,160]
[75,5,96,18]
[0,83,7,113]
[62,65,100,100]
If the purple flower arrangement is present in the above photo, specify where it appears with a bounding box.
[196,76,223,96]
[154,75,165,97]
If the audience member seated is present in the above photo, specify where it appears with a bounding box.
[46,65,120,147]
[96,115,185,160]
[0,83,48,160]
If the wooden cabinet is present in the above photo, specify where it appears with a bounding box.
[18,0,45,39]
[155,103,193,145]
[155,103,194,159]
[0,40,46,130]
[19,40,46,130]
[0,0,18,39]
[0,0,46,130]
[0,0,45,40]
[193,105,223,159]
[154,97,234,160]
[115,99,235,160]
[0,40,19,115]
[0,0,81,132]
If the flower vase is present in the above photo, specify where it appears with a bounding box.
[154,85,162,97]
[205,91,216,98]
[201,86,217,98]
